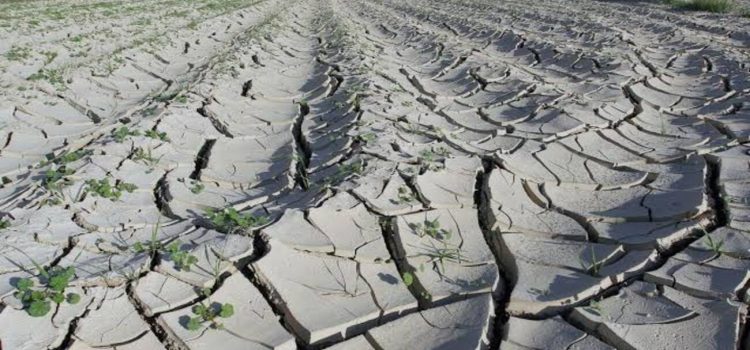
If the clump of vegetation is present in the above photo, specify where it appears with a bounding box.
[84,177,137,201]
[144,129,169,141]
[131,221,199,271]
[393,185,416,204]
[318,162,365,189]
[43,166,74,193]
[41,50,57,65]
[133,147,161,171]
[133,240,198,271]
[43,149,92,166]
[28,68,66,90]
[69,35,84,43]
[418,149,447,171]
[206,208,268,233]
[665,0,734,12]
[409,218,452,240]
[401,217,463,301]
[355,132,376,144]
[0,219,10,229]
[185,298,235,331]
[187,20,200,30]
[112,126,140,142]
[338,162,364,178]
[190,182,205,194]
[5,45,31,61]
[14,266,80,317]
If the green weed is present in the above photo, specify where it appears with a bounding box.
[111,126,140,143]
[666,0,734,12]
[5,46,31,61]
[84,178,137,201]
[206,208,268,233]
[14,266,80,317]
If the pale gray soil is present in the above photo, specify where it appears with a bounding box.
[0,0,748,349]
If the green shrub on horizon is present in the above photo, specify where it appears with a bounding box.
[665,0,734,13]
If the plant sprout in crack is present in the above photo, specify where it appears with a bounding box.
[42,165,75,205]
[111,126,141,143]
[418,149,446,171]
[578,246,603,277]
[393,185,416,205]
[144,129,170,142]
[131,222,198,271]
[84,177,137,201]
[185,288,235,331]
[409,218,452,240]
[13,264,80,317]
[133,146,162,172]
[703,233,724,256]
[206,207,268,234]
[190,181,205,194]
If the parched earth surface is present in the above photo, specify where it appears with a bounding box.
[0,0,749,349]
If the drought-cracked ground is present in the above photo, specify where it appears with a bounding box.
[0,0,749,349]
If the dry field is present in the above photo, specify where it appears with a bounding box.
[0,0,749,349]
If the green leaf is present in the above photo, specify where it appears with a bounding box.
[186,317,202,331]
[31,290,46,301]
[219,303,234,318]
[51,292,65,304]
[402,272,414,286]
[16,278,33,291]
[132,242,144,253]
[67,293,81,304]
[27,300,51,317]
[48,275,68,292]
[193,304,208,316]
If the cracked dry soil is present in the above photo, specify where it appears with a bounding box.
[0,0,749,349]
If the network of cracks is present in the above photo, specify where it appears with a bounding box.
[0,0,749,349]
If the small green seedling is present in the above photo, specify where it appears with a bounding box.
[586,299,606,317]
[111,126,140,143]
[44,149,92,166]
[14,266,80,317]
[338,162,363,176]
[84,178,137,201]
[394,185,415,204]
[0,219,10,229]
[401,272,414,286]
[43,166,74,193]
[207,208,268,233]
[186,301,235,331]
[144,129,169,141]
[133,147,161,170]
[190,182,205,194]
[165,241,198,271]
[131,222,198,271]
[356,132,376,144]
[418,149,445,171]
[410,218,451,240]
[424,246,462,273]
[28,68,66,90]
[704,234,724,256]
[579,246,603,277]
